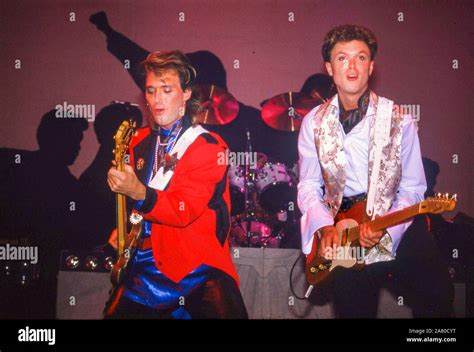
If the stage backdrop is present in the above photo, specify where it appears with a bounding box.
[1,0,472,216]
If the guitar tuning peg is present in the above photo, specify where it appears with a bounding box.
[445,193,449,199]
[436,192,441,197]
[452,194,457,201]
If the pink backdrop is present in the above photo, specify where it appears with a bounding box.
[1,0,472,215]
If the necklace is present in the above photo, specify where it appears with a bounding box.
[149,126,183,182]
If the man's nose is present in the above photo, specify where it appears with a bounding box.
[348,58,356,69]
[153,91,163,104]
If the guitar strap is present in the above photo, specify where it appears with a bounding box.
[366,96,393,219]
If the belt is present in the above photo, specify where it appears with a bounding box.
[339,193,367,212]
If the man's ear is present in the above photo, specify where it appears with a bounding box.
[369,60,374,76]
[325,62,333,77]
[183,89,192,102]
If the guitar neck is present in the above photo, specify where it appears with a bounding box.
[348,203,421,243]
[116,160,127,255]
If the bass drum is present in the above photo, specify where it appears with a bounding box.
[230,212,281,248]
[255,162,296,213]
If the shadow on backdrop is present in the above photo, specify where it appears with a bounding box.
[0,109,88,318]
[79,102,143,250]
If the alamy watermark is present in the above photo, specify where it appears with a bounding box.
[55,101,96,122]
[323,244,366,261]
[217,150,257,167]
[396,104,420,127]
[0,243,38,264]
[18,326,55,345]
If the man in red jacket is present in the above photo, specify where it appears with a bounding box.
[104,50,248,319]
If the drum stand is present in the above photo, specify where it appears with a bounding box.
[243,130,255,241]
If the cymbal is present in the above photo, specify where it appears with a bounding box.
[194,84,239,125]
[261,92,322,131]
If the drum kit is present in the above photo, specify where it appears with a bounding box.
[195,84,324,248]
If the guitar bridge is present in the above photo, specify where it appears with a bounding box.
[310,262,330,274]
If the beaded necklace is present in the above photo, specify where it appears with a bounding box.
[149,119,183,182]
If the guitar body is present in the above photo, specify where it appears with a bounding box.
[305,217,365,287]
[109,119,145,290]
[305,201,367,286]
[110,221,143,286]
[334,200,370,224]
[331,218,363,269]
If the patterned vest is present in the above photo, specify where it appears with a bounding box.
[311,91,403,263]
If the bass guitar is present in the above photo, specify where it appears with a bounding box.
[110,120,144,286]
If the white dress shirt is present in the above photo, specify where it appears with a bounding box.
[297,97,426,257]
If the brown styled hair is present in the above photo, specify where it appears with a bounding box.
[322,25,378,62]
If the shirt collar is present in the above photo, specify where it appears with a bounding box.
[151,115,192,138]
[329,89,376,117]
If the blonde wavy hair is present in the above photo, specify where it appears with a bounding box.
[140,50,201,125]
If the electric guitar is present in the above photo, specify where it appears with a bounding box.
[305,194,457,290]
[110,120,144,286]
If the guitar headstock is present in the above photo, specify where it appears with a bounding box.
[113,120,137,166]
[419,193,457,214]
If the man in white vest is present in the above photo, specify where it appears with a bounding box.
[298,25,453,318]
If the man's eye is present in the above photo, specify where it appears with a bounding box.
[337,56,346,62]
[164,89,172,93]
[146,87,155,94]
[359,55,366,60]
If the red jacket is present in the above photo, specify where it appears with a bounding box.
[128,123,239,285]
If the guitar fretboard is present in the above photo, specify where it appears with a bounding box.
[116,158,127,256]
[347,203,420,243]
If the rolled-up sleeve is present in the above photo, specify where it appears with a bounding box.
[297,109,334,255]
